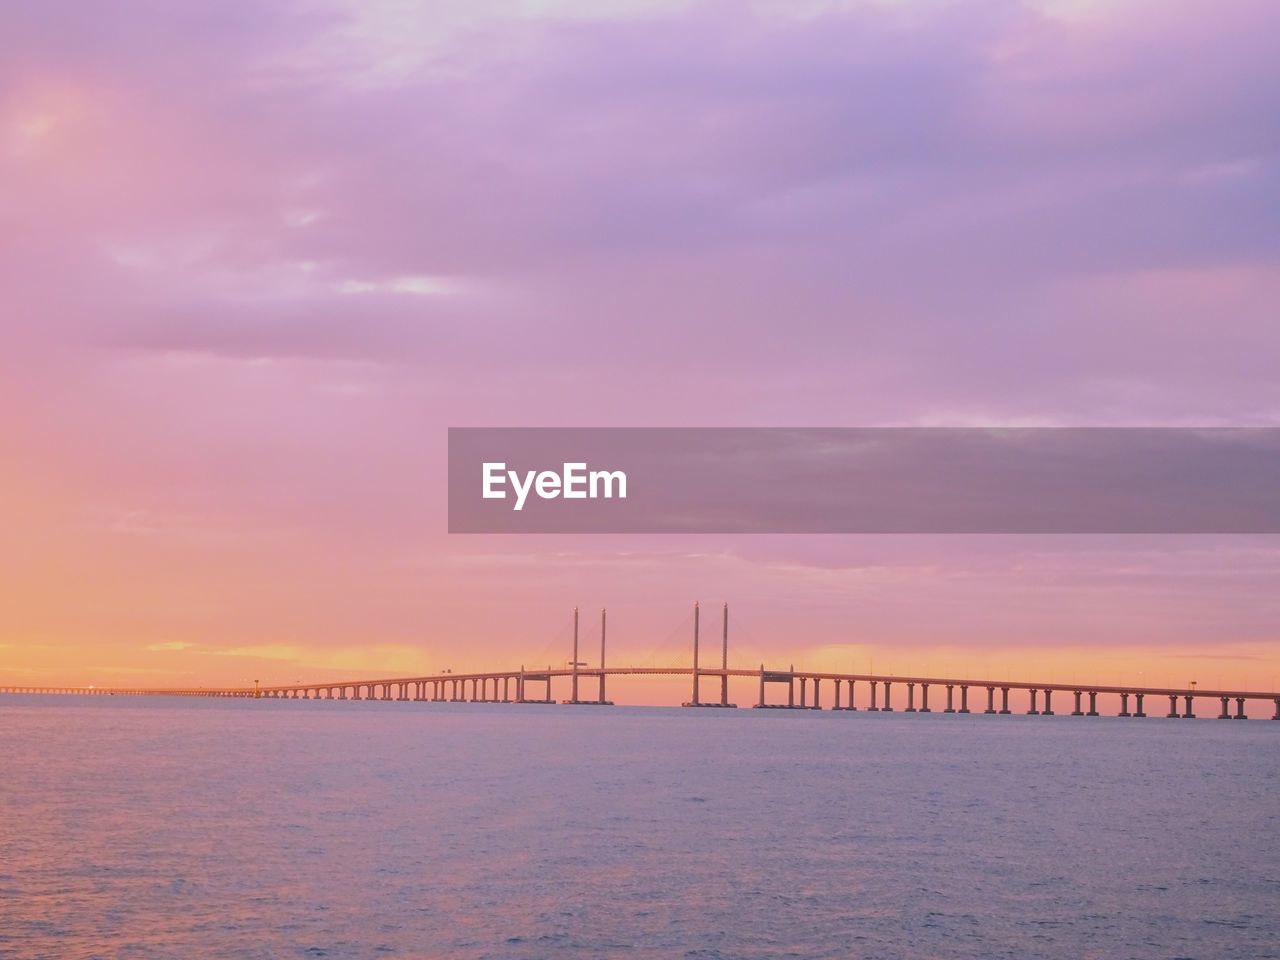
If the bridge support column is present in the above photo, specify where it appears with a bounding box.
[1041,689,1053,716]
[571,607,580,705]
[1166,694,1177,718]
[906,683,916,712]
[1219,696,1230,718]
[1072,690,1083,716]
[758,666,765,707]
[920,683,931,712]
[847,681,856,710]
[813,678,821,709]
[1235,697,1247,720]
[945,684,955,713]
[1000,686,1011,714]
[788,670,795,707]
[690,602,701,707]
[985,685,996,714]
[833,679,841,709]
[1134,692,1145,717]
[882,681,893,711]
[799,677,807,708]
[868,681,878,711]
[1087,691,1098,716]
[1183,695,1195,719]
[1027,688,1039,715]
[719,605,729,707]
[959,685,970,714]
[1274,698,1279,720]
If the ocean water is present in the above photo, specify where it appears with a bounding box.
[1,697,1276,960]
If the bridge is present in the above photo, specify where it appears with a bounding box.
[4,604,1279,720]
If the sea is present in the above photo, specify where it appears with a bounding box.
[1,696,1276,959]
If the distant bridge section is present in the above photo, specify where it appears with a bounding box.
[5,604,1279,720]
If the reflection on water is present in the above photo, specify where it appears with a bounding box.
[1,697,1276,959]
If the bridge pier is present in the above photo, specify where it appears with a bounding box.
[920,683,931,712]
[882,681,893,712]
[1072,690,1083,716]
[868,680,878,711]
[831,678,856,711]
[686,602,701,707]
[959,685,970,714]
[1235,697,1247,720]
[1219,696,1231,719]
[1166,694,1178,718]
[1183,695,1195,719]
[1134,692,1146,717]
[1027,688,1040,715]
[1274,698,1280,720]
[985,685,996,714]
[1000,686,1011,714]
[718,605,731,707]
[945,684,955,713]
[1119,691,1132,716]
[906,682,916,712]
[1040,688,1053,715]
[1087,690,1098,715]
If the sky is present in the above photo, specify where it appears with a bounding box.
[2,0,1279,705]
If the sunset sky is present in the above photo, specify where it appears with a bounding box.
[3,0,1279,704]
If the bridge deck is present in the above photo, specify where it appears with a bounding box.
[3,665,1278,706]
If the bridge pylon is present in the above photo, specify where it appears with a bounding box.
[684,601,737,708]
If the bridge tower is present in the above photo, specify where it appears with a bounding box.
[684,601,736,708]
[564,606,612,705]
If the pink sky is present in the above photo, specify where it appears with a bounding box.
[2,0,1279,703]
